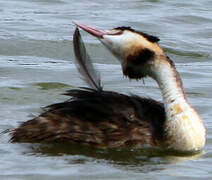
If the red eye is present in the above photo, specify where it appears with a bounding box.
[108,31,123,36]
[114,31,123,35]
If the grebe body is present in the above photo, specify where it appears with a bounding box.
[10,23,206,153]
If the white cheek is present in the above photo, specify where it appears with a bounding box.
[101,35,123,49]
[100,35,126,61]
[100,31,142,63]
[102,31,140,50]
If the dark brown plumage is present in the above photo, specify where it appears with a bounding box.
[10,88,165,148]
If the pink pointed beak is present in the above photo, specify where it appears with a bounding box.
[73,22,109,38]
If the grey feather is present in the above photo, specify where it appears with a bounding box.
[73,27,102,91]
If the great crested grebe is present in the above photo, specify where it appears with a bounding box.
[10,23,206,153]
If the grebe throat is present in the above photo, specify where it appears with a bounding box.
[150,57,206,152]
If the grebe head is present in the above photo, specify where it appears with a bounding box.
[74,22,166,79]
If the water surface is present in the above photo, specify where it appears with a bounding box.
[0,0,212,179]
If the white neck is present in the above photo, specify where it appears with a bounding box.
[150,58,206,152]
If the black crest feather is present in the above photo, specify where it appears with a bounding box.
[114,26,160,43]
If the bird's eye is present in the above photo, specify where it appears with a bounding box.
[107,30,123,36]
